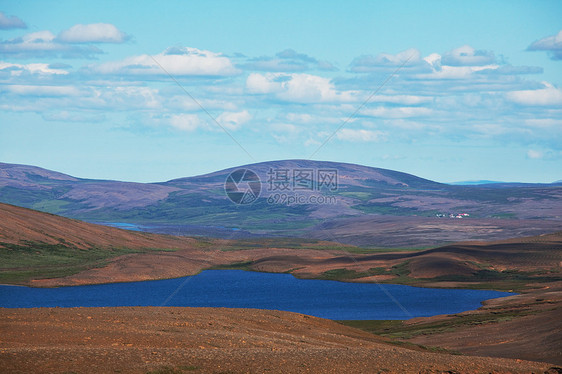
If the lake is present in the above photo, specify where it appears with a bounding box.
[0,270,512,320]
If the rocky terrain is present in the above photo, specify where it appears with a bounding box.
[0,307,557,374]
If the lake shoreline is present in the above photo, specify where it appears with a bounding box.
[0,270,513,321]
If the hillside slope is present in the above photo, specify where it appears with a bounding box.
[2,202,560,291]
[1,307,553,374]
[0,202,196,250]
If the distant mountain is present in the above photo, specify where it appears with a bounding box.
[449,180,507,185]
[167,160,443,189]
[1,160,561,245]
[450,180,560,187]
[0,162,179,211]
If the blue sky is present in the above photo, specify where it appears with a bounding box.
[0,0,561,183]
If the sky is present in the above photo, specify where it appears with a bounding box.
[0,0,561,183]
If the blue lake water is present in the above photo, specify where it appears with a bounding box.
[0,270,512,320]
[92,222,145,231]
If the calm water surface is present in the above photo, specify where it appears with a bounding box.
[0,270,512,320]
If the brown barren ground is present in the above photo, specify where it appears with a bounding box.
[0,202,198,250]
[402,282,562,366]
[2,203,561,288]
[2,203,562,371]
[0,307,555,374]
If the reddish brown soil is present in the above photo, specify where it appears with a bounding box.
[2,202,562,371]
[2,202,560,289]
[27,231,562,287]
[404,283,562,366]
[0,202,198,250]
[0,307,554,374]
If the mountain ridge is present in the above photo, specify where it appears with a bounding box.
[1,160,561,246]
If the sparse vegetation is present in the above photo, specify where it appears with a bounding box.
[0,241,176,284]
[146,365,199,374]
[337,307,543,339]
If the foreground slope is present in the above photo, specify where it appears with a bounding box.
[343,282,562,366]
[0,307,555,374]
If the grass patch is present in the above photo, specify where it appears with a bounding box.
[207,261,255,271]
[318,268,372,280]
[429,269,562,285]
[337,307,541,340]
[0,241,176,284]
[317,262,411,281]
[490,212,517,219]
[146,366,199,374]
[338,191,372,201]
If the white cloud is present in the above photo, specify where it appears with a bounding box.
[246,72,284,94]
[376,48,421,65]
[476,65,543,75]
[102,86,161,109]
[57,23,129,43]
[304,138,321,147]
[286,113,314,124]
[507,82,562,106]
[24,30,56,43]
[169,113,203,131]
[216,110,251,130]
[0,30,102,58]
[472,123,507,136]
[527,149,543,159]
[241,49,336,72]
[361,106,433,118]
[281,74,351,102]
[166,96,237,112]
[383,119,428,130]
[349,48,424,72]
[94,47,238,76]
[369,94,432,105]
[336,128,386,142]
[527,30,562,60]
[246,72,356,103]
[423,53,442,69]
[442,45,495,66]
[0,12,26,29]
[0,23,126,58]
[271,123,303,143]
[524,118,562,128]
[271,123,301,133]
[0,62,69,75]
[417,64,500,80]
[42,111,106,122]
[1,84,80,96]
